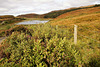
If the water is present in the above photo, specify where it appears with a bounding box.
[17,20,49,25]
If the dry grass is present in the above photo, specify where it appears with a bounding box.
[56,7,100,20]
[52,13,100,27]
[51,5,100,44]
[51,6,100,32]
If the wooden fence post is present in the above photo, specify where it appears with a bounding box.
[74,25,77,44]
[56,25,58,29]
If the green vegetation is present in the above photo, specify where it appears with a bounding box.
[0,15,26,37]
[0,18,25,25]
[0,23,100,67]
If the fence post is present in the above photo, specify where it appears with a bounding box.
[56,25,58,29]
[74,25,77,44]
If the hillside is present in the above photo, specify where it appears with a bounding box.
[0,15,15,22]
[0,15,15,19]
[0,15,25,37]
[43,4,100,18]
[50,4,100,40]
[51,5,100,27]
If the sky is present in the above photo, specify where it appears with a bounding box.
[0,0,100,16]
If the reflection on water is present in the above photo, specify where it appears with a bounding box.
[17,20,49,25]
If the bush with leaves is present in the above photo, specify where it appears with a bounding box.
[0,24,100,67]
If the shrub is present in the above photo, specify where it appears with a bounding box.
[5,25,32,36]
[6,25,11,29]
[0,24,100,67]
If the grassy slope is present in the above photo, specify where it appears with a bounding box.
[52,6,100,25]
[51,6,100,38]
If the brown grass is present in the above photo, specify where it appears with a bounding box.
[56,7,100,20]
[50,6,100,42]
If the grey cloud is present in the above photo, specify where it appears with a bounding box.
[0,0,100,16]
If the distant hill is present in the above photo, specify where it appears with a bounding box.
[43,4,100,18]
[17,4,100,19]
[0,15,25,24]
[0,15,15,19]
[17,13,44,18]
[0,15,15,22]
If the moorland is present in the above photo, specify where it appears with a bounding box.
[0,4,100,67]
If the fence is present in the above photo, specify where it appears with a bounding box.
[73,25,100,45]
[55,25,100,45]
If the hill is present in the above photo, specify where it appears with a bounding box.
[17,13,44,18]
[50,4,100,41]
[51,4,100,26]
[0,15,25,37]
[0,15,15,19]
[0,15,15,22]
[17,4,100,19]
[44,4,100,18]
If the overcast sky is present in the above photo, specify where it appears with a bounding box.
[0,0,100,16]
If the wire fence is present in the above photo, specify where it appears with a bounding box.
[78,34,100,43]
[55,25,100,45]
[76,25,100,45]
